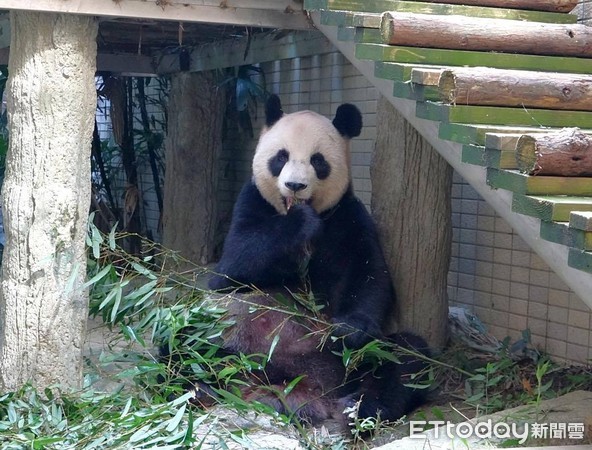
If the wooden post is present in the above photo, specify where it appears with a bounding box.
[516,128,592,176]
[380,12,592,57]
[0,12,98,392]
[162,71,225,266]
[438,67,592,111]
[371,95,452,349]
[411,0,578,12]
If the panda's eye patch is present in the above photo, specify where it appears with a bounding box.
[310,152,331,180]
[268,149,289,177]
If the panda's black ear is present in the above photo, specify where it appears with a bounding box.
[265,94,283,127]
[333,103,362,138]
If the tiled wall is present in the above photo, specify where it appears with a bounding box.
[215,46,591,363]
[449,175,592,363]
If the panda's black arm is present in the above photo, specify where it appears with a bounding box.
[313,195,394,347]
[209,182,321,290]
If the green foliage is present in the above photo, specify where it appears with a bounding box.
[0,384,201,449]
[2,220,418,448]
[463,349,564,417]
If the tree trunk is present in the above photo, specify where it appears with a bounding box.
[0,12,97,392]
[162,71,225,266]
[371,95,452,349]
[381,12,592,57]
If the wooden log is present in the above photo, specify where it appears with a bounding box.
[411,0,578,13]
[380,12,592,57]
[516,128,592,176]
[438,67,592,111]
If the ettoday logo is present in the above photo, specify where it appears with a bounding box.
[409,420,587,444]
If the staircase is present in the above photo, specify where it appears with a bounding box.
[304,0,592,307]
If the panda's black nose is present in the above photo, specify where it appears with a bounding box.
[285,182,307,192]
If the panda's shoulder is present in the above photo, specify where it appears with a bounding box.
[331,190,372,221]
[233,181,277,217]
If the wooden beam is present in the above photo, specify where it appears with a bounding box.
[418,102,592,128]
[0,17,10,49]
[570,211,592,231]
[0,47,158,74]
[516,128,592,176]
[356,43,592,74]
[0,0,311,30]
[381,12,592,57]
[439,67,592,111]
[408,0,579,13]
[156,30,332,73]
[540,221,592,251]
[513,195,592,221]
[305,0,577,23]
[97,53,157,75]
[488,168,592,196]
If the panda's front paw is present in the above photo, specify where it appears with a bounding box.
[331,315,382,349]
[287,203,322,242]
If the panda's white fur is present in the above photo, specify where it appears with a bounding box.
[252,110,351,215]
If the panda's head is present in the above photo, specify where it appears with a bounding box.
[252,95,362,215]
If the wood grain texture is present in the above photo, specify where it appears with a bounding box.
[381,12,592,57]
[439,68,592,111]
[516,128,592,176]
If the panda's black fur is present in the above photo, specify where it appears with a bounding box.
[202,95,430,425]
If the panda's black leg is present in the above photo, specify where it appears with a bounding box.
[339,332,431,423]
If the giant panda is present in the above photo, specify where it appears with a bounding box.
[202,95,430,425]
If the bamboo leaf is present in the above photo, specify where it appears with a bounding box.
[83,264,113,290]
[165,403,186,432]
[267,334,280,362]
[284,375,304,395]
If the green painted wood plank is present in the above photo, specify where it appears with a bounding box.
[438,123,551,145]
[463,144,527,170]
[568,248,592,274]
[485,133,522,151]
[461,144,487,166]
[392,81,439,101]
[487,169,592,196]
[320,10,352,26]
[570,211,592,231]
[417,102,592,128]
[304,0,577,23]
[374,62,443,82]
[352,13,381,28]
[355,44,592,74]
[484,149,517,169]
[540,221,592,251]
[338,26,355,41]
[355,28,382,44]
[512,195,592,221]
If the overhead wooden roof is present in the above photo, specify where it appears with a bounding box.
[0,0,311,74]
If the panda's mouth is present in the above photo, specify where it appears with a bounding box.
[284,196,312,211]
